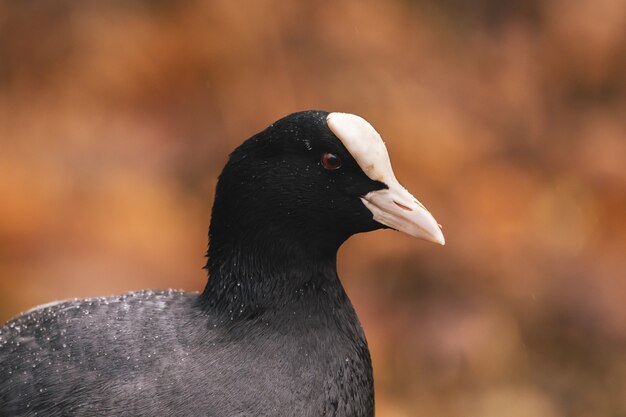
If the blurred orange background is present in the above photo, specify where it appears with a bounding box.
[1,1,625,416]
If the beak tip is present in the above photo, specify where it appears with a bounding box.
[431,228,446,246]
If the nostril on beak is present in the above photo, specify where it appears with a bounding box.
[393,201,412,211]
[413,198,426,209]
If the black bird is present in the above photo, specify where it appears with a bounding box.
[0,111,444,416]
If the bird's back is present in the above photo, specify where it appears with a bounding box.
[0,290,204,415]
[0,289,373,416]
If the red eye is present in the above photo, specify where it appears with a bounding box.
[321,153,342,170]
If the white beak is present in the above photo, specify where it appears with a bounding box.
[361,179,445,245]
[326,112,445,245]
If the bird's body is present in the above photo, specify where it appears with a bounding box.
[1,286,371,416]
[1,111,443,416]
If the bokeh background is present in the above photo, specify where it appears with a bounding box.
[1,0,625,415]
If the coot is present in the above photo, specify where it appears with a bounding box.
[0,111,444,416]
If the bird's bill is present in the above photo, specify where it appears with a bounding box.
[361,179,445,245]
[326,111,444,245]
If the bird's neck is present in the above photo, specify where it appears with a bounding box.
[200,230,374,416]
[200,232,348,320]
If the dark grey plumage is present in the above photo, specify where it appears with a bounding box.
[1,287,371,416]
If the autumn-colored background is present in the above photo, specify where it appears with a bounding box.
[1,0,625,415]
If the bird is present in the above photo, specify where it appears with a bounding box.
[0,111,444,416]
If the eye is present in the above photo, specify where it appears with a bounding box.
[321,153,342,170]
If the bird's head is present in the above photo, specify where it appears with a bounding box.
[209,110,444,261]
